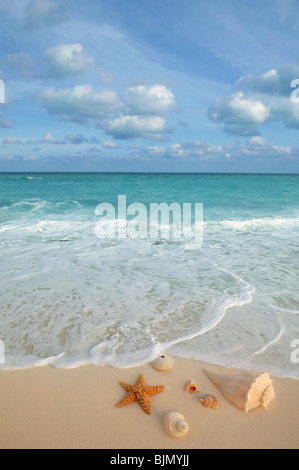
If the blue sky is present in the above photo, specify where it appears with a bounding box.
[0,0,299,172]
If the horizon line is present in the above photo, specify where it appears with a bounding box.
[0,171,298,176]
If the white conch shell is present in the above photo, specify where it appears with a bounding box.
[151,355,174,371]
[203,369,275,414]
[164,411,188,438]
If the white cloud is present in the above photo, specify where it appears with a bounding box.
[210,62,299,134]
[3,137,21,144]
[104,115,166,139]
[124,84,176,115]
[101,140,118,149]
[27,132,93,145]
[208,92,270,126]
[23,155,38,160]
[142,146,166,157]
[34,84,122,123]
[237,64,299,96]
[34,82,176,139]
[248,136,266,146]
[269,97,299,129]
[38,133,65,145]
[137,138,293,162]
[45,43,94,77]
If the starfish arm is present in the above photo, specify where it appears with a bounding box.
[119,381,134,392]
[137,391,152,415]
[136,374,146,387]
[146,385,165,396]
[115,392,136,409]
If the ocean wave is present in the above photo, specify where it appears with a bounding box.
[24,176,43,180]
[205,217,299,231]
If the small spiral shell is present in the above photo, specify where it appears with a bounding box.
[151,355,174,371]
[200,394,219,410]
[184,380,199,394]
[164,411,188,438]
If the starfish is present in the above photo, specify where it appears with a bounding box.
[115,374,165,415]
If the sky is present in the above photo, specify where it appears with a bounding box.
[0,0,299,172]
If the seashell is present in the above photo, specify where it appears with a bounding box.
[200,394,219,410]
[164,411,188,438]
[184,380,199,394]
[203,369,275,414]
[151,355,174,371]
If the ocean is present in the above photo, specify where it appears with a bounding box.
[0,173,298,378]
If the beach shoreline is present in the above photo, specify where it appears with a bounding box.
[0,357,298,449]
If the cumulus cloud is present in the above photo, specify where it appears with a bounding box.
[269,97,299,129]
[104,84,176,139]
[23,155,38,161]
[34,84,122,124]
[124,84,176,115]
[2,137,21,144]
[208,92,270,127]
[34,82,176,139]
[103,115,166,139]
[208,61,299,134]
[25,0,66,28]
[237,64,299,97]
[101,140,118,149]
[38,133,65,145]
[45,43,94,77]
[248,136,267,146]
[138,137,293,162]
[26,132,95,146]
[141,145,166,157]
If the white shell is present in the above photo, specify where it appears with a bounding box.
[151,355,174,371]
[164,412,188,438]
[203,369,275,414]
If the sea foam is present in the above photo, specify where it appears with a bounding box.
[0,173,298,378]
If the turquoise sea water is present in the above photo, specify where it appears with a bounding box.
[0,173,298,377]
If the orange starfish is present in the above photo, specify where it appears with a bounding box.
[115,374,165,415]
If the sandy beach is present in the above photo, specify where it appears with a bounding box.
[0,357,298,450]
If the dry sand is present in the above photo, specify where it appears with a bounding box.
[0,357,298,449]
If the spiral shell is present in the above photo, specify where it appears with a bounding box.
[200,394,219,410]
[184,380,199,394]
[151,355,174,371]
[164,411,188,438]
